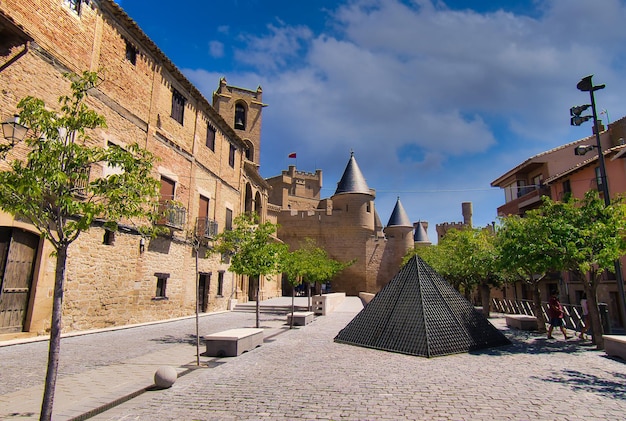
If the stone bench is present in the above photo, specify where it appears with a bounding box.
[604,335,626,360]
[204,328,264,357]
[505,314,538,331]
[287,311,315,326]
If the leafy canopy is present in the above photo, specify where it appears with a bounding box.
[281,237,352,288]
[0,71,160,249]
[213,212,287,277]
[410,227,506,295]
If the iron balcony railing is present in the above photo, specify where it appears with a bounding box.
[72,166,90,198]
[157,202,186,230]
[196,217,218,239]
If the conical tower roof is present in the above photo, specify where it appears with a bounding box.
[334,255,510,357]
[374,209,383,232]
[386,197,412,228]
[334,152,371,196]
[414,221,431,243]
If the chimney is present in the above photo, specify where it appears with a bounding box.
[592,120,605,135]
[462,202,473,227]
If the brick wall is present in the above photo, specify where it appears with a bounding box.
[0,0,267,334]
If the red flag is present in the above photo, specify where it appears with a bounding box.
[288,152,297,158]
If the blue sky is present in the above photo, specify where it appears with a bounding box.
[115,0,626,240]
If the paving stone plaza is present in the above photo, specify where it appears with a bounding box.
[1,297,625,420]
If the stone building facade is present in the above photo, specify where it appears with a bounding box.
[266,152,422,296]
[0,0,279,336]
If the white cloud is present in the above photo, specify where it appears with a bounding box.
[208,41,224,58]
[183,0,626,225]
[234,23,313,71]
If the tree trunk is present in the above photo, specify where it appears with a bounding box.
[255,278,260,328]
[480,281,491,318]
[306,281,311,311]
[290,287,295,329]
[40,244,68,421]
[532,281,547,333]
[585,283,605,349]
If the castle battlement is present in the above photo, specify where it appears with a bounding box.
[283,165,322,179]
[294,170,319,177]
[436,222,465,229]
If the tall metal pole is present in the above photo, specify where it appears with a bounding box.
[584,76,626,330]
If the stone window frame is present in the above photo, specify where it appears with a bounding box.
[64,0,82,15]
[153,272,170,300]
[225,208,233,231]
[206,122,216,151]
[125,39,137,65]
[103,229,115,246]
[228,143,236,168]
[171,88,186,125]
[217,271,225,297]
[234,102,246,130]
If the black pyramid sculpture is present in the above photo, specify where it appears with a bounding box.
[334,255,511,357]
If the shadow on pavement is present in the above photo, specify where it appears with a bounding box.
[471,328,597,357]
[149,334,198,345]
[538,369,626,400]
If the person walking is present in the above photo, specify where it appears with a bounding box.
[547,290,571,340]
[579,293,590,340]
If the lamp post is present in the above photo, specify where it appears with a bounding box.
[1,114,29,146]
[573,74,626,331]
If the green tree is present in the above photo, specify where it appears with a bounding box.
[0,71,160,421]
[213,212,287,328]
[281,238,352,317]
[445,228,503,317]
[410,227,505,316]
[280,248,306,328]
[495,206,565,333]
[539,192,626,349]
[411,240,464,292]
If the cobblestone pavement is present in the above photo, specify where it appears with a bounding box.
[0,309,290,420]
[2,297,626,420]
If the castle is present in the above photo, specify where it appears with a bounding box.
[0,0,437,336]
[266,154,431,296]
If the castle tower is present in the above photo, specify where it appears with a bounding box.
[331,151,376,230]
[377,197,414,289]
[413,221,432,247]
[212,77,267,165]
[462,202,473,227]
[325,152,377,294]
[265,165,323,210]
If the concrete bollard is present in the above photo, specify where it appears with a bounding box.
[154,366,177,388]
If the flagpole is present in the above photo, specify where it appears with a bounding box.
[288,152,297,168]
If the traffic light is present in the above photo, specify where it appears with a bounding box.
[570,104,592,126]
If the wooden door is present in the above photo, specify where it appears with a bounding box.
[0,228,39,333]
[198,273,211,313]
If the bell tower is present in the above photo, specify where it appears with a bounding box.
[212,77,267,165]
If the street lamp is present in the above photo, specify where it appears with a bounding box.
[572,74,626,332]
[1,114,29,147]
[574,144,596,156]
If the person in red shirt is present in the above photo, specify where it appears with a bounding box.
[547,290,571,340]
